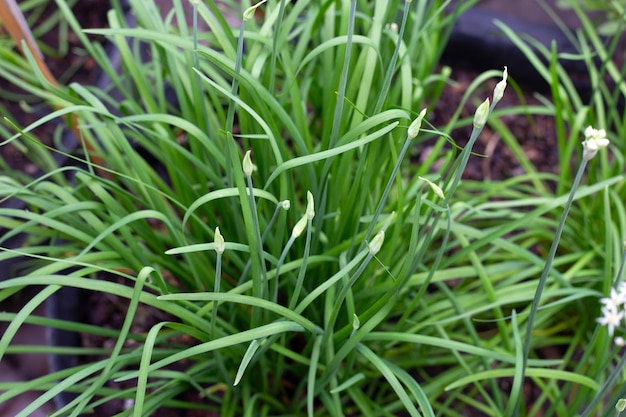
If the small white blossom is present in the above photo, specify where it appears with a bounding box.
[601,287,626,309]
[597,303,624,337]
[280,200,291,210]
[582,126,610,161]
[615,336,626,347]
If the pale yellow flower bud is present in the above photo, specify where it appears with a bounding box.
[214,227,225,254]
[408,108,427,139]
[368,231,385,256]
[243,0,268,21]
[292,215,308,238]
[306,191,315,220]
[493,66,508,104]
[243,150,253,177]
[473,98,490,130]
[281,200,290,211]
[352,314,360,332]
[418,176,445,199]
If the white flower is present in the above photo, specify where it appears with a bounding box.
[615,336,626,347]
[582,126,610,161]
[618,282,626,302]
[597,303,624,336]
[601,287,626,309]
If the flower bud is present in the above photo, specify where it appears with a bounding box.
[368,230,385,256]
[243,150,253,176]
[243,0,268,21]
[582,126,610,161]
[473,98,490,130]
[408,108,427,139]
[280,200,290,211]
[352,314,360,332]
[418,176,445,199]
[493,66,508,105]
[214,227,225,254]
[306,191,315,220]
[292,215,308,238]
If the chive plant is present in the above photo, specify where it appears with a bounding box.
[0,0,623,416]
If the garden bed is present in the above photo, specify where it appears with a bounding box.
[1,0,624,416]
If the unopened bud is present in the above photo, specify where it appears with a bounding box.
[493,66,508,104]
[352,314,360,332]
[292,215,308,238]
[418,176,445,199]
[214,227,225,254]
[473,98,490,130]
[306,191,315,220]
[408,108,427,139]
[368,231,385,255]
[243,150,253,176]
[243,0,268,21]
[281,200,290,210]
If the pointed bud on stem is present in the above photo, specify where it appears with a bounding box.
[368,231,385,256]
[214,227,225,254]
[292,215,308,238]
[243,150,253,177]
[306,191,315,220]
[408,108,427,139]
[473,98,490,130]
[243,0,268,21]
[418,176,445,199]
[493,66,508,104]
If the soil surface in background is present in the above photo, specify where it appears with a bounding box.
[0,0,612,416]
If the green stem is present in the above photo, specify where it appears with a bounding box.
[516,159,588,416]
